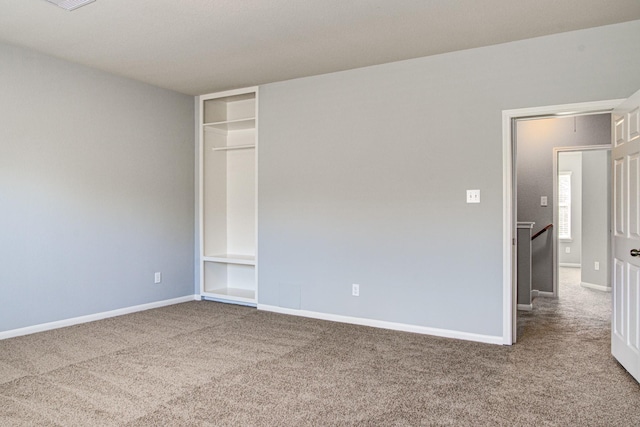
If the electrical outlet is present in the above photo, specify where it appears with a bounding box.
[466,189,480,204]
[352,284,360,297]
[565,247,570,254]
[594,262,600,271]
[154,272,162,284]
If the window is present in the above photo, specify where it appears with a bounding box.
[558,171,572,240]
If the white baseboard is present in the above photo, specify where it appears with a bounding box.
[257,304,503,345]
[559,263,581,268]
[0,295,198,341]
[531,290,538,297]
[581,281,612,292]
[534,290,555,298]
[517,304,533,311]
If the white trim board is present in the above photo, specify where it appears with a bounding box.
[530,289,554,298]
[581,281,612,292]
[534,290,555,298]
[502,98,623,345]
[0,295,197,341]
[517,304,533,311]
[559,263,582,268]
[258,304,503,345]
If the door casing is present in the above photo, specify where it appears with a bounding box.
[502,99,623,345]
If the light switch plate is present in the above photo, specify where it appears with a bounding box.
[466,189,480,203]
[541,196,548,207]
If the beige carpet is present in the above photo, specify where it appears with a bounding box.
[1,272,638,426]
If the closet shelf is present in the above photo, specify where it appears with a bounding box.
[203,254,256,265]
[202,288,256,303]
[203,118,255,132]
[211,144,255,151]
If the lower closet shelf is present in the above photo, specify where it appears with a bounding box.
[201,287,256,304]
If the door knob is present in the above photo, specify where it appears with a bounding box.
[632,249,640,257]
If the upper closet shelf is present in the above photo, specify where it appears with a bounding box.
[203,118,255,132]
[211,144,255,152]
[203,254,256,265]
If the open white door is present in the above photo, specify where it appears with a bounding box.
[612,89,640,382]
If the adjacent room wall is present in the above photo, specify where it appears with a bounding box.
[516,115,610,293]
[581,150,611,289]
[258,20,640,338]
[0,41,195,333]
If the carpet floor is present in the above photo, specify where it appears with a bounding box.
[1,269,638,426]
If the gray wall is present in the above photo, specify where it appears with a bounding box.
[0,42,195,333]
[258,20,640,338]
[517,115,610,292]
[557,152,583,266]
[581,150,611,289]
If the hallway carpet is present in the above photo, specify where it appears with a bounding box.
[1,274,638,425]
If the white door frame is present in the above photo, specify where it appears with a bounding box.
[502,99,623,345]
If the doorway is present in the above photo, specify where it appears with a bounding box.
[554,146,611,301]
[501,99,623,345]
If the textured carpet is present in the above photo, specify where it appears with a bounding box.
[1,270,638,426]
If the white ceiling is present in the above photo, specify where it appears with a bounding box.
[1,0,639,95]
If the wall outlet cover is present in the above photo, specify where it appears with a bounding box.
[352,283,360,297]
[466,189,480,203]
